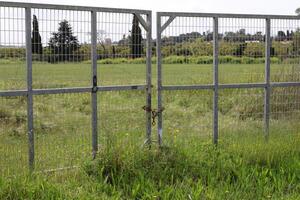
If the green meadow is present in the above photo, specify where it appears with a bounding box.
[0,61,300,199]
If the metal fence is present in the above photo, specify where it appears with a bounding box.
[156,12,300,146]
[0,1,152,174]
[1,1,300,174]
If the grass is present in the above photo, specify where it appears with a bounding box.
[0,62,298,89]
[0,134,299,199]
[0,61,300,199]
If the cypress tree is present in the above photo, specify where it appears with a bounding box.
[32,15,43,54]
[130,14,143,58]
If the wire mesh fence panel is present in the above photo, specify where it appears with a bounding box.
[218,18,266,84]
[219,88,264,140]
[160,16,213,85]
[270,19,300,83]
[270,87,300,136]
[31,9,91,89]
[0,96,28,176]
[0,2,152,174]
[98,91,145,150]
[2,1,300,176]
[96,12,147,86]
[162,90,213,146]
[157,13,300,146]
[34,93,91,171]
[0,7,26,91]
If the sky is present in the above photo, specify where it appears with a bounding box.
[3,0,300,15]
[0,0,299,46]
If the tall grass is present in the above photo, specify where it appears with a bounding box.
[0,61,299,199]
[0,133,299,200]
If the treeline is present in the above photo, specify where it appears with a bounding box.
[81,56,282,65]
[21,13,143,63]
[1,16,300,64]
[160,29,300,60]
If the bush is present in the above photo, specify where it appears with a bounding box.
[244,43,265,58]
[76,56,289,65]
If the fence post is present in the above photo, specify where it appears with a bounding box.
[91,10,98,159]
[264,18,271,141]
[213,17,219,145]
[156,14,163,146]
[146,13,152,145]
[25,7,34,171]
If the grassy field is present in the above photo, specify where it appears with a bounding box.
[0,62,300,199]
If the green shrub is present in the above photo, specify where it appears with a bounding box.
[77,56,295,65]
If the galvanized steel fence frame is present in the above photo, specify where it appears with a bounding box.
[156,12,300,146]
[1,1,300,172]
[0,1,152,171]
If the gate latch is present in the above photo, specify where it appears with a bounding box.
[92,75,97,93]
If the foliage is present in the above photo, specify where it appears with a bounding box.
[48,20,80,62]
[0,48,25,60]
[272,41,293,60]
[292,29,300,56]
[31,15,43,55]
[82,135,300,200]
[243,42,265,58]
[1,133,299,200]
[296,8,300,16]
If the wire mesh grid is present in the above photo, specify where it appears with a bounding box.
[219,88,264,138]
[33,93,91,171]
[162,90,213,146]
[0,7,26,91]
[96,12,147,86]
[270,19,300,83]
[270,87,300,136]
[0,96,28,176]
[218,18,266,84]
[98,91,145,150]
[161,16,213,85]
[1,1,300,176]
[0,3,151,175]
[157,13,300,145]
[31,8,91,89]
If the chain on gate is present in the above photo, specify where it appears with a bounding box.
[142,106,164,126]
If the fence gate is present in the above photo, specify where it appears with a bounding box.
[156,12,300,146]
[0,2,152,175]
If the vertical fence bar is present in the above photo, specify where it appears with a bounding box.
[146,13,152,145]
[213,17,219,145]
[91,10,98,158]
[25,7,34,170]
[156,14,163,146]
[264,18,271,141]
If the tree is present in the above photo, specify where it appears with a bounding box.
[130,14,143,58]
[48,20,80,62]
[31,15,43,54]
[243,42,265,58]
[112,46,116,58]
[97,30,110,59]
[296,8,300,15]
[292,29,300,56]
[275,31,287,41]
